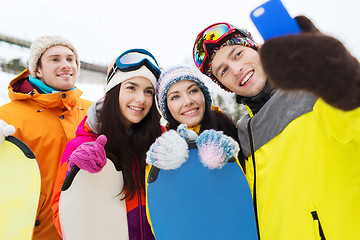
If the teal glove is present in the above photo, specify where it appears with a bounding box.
[196,130,239,169]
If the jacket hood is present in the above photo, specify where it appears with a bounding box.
[8,69,84,109]
[86,99,104,134]
[60,116,98,165]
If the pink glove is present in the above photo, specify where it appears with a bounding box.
[68,135,107,173]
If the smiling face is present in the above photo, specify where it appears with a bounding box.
[211,45,267,97]
[119,77,155,128]
[36,45,78,91]
[166,80,206,128]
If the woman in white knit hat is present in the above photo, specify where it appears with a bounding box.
[0,35,92,240]
[51,49,162,240]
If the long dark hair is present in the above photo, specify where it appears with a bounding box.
[98,84,162,199]
[165,92,245,169]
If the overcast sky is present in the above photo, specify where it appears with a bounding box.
[1,0,359,69]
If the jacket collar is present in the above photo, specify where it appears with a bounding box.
[236,81,276,115]
[8,69,84,109]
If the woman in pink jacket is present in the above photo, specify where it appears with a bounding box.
[51,49,162,239]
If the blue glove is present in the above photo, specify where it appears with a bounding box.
[196,130,239,169]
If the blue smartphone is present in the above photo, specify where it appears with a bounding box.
[250,0,301,41]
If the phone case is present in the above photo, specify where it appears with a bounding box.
[250,0,301,41]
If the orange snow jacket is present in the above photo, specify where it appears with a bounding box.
[0,69,92,240]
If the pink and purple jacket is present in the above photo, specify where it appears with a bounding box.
[51,100,155,240]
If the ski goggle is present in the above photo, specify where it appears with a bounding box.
[106,49,161,83]
[193,23,250,73]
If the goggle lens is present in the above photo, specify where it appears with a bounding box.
[194,23,230,68]
[119,52,158,68]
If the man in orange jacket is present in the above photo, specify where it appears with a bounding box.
[0,35,92,239]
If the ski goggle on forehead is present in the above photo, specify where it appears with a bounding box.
[193,23,250,72]
[106,49,161,83]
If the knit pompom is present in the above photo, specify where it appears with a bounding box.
[196,130,239,169]
[146,130,189,170]
[176,124,198,141]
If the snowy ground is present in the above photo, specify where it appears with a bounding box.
[0,71,11,106]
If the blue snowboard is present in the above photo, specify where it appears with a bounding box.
[147,141,258,239]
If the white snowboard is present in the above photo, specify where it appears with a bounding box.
[59,157,129,240]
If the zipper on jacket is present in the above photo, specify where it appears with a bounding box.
[311,211,326,240]
[136,159,144,240]
[138,187,144,239]
[248,118,260,240]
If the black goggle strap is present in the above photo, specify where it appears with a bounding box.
[143,60,160,79]
[106,63,118,84]
[202,32,235,68]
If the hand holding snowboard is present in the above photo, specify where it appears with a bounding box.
[0,119,16,145]
[196,129,239,169]
[146,126,189,170]
[146,124,239,170]
[68,134,107,173]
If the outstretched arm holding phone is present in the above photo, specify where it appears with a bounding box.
[259,15,360,111]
